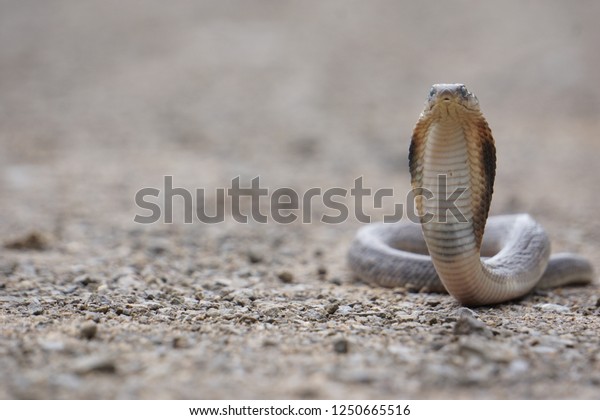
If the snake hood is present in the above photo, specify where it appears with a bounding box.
[410,83,496,250]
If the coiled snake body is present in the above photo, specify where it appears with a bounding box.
[348,84,594,306]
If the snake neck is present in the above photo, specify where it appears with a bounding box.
[409,105,497,302]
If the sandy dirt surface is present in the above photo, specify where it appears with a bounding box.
[1,1,600,399]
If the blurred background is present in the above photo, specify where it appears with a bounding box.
[2,0,599,233]
[1,0,599,399]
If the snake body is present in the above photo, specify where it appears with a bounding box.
[348,84,594,306]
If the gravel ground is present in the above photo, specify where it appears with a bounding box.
[1,1,600,399]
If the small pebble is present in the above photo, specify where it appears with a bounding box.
[531,345,558,355]
[454,308,490,336]
[325,302,339,315]
[29,305,44,316]
[535,303,570,314]
[170,296,184,305]
[337,305,353,316]
[5,232,49,250]
[457,307,476,317]
[507,359,530,376]
[262,339,277,347]
[172,336,189,349]
[277,271,294,283]
[333,338,349,354]
[147,238,169,255]
[247,250,264,264]
[239,314,259,324]
[79,321,98,340]
[303,309,325,321]
[317,266,327,277]
[73,355,117,374]
[40,340,65,352]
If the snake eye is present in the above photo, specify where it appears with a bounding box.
[459,85,469,98]
[428,87,436,98]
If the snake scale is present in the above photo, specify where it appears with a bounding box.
[348,84,594,306]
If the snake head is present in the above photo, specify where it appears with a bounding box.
[427,83,480,112]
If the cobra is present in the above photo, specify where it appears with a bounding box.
[348,84,594,306]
